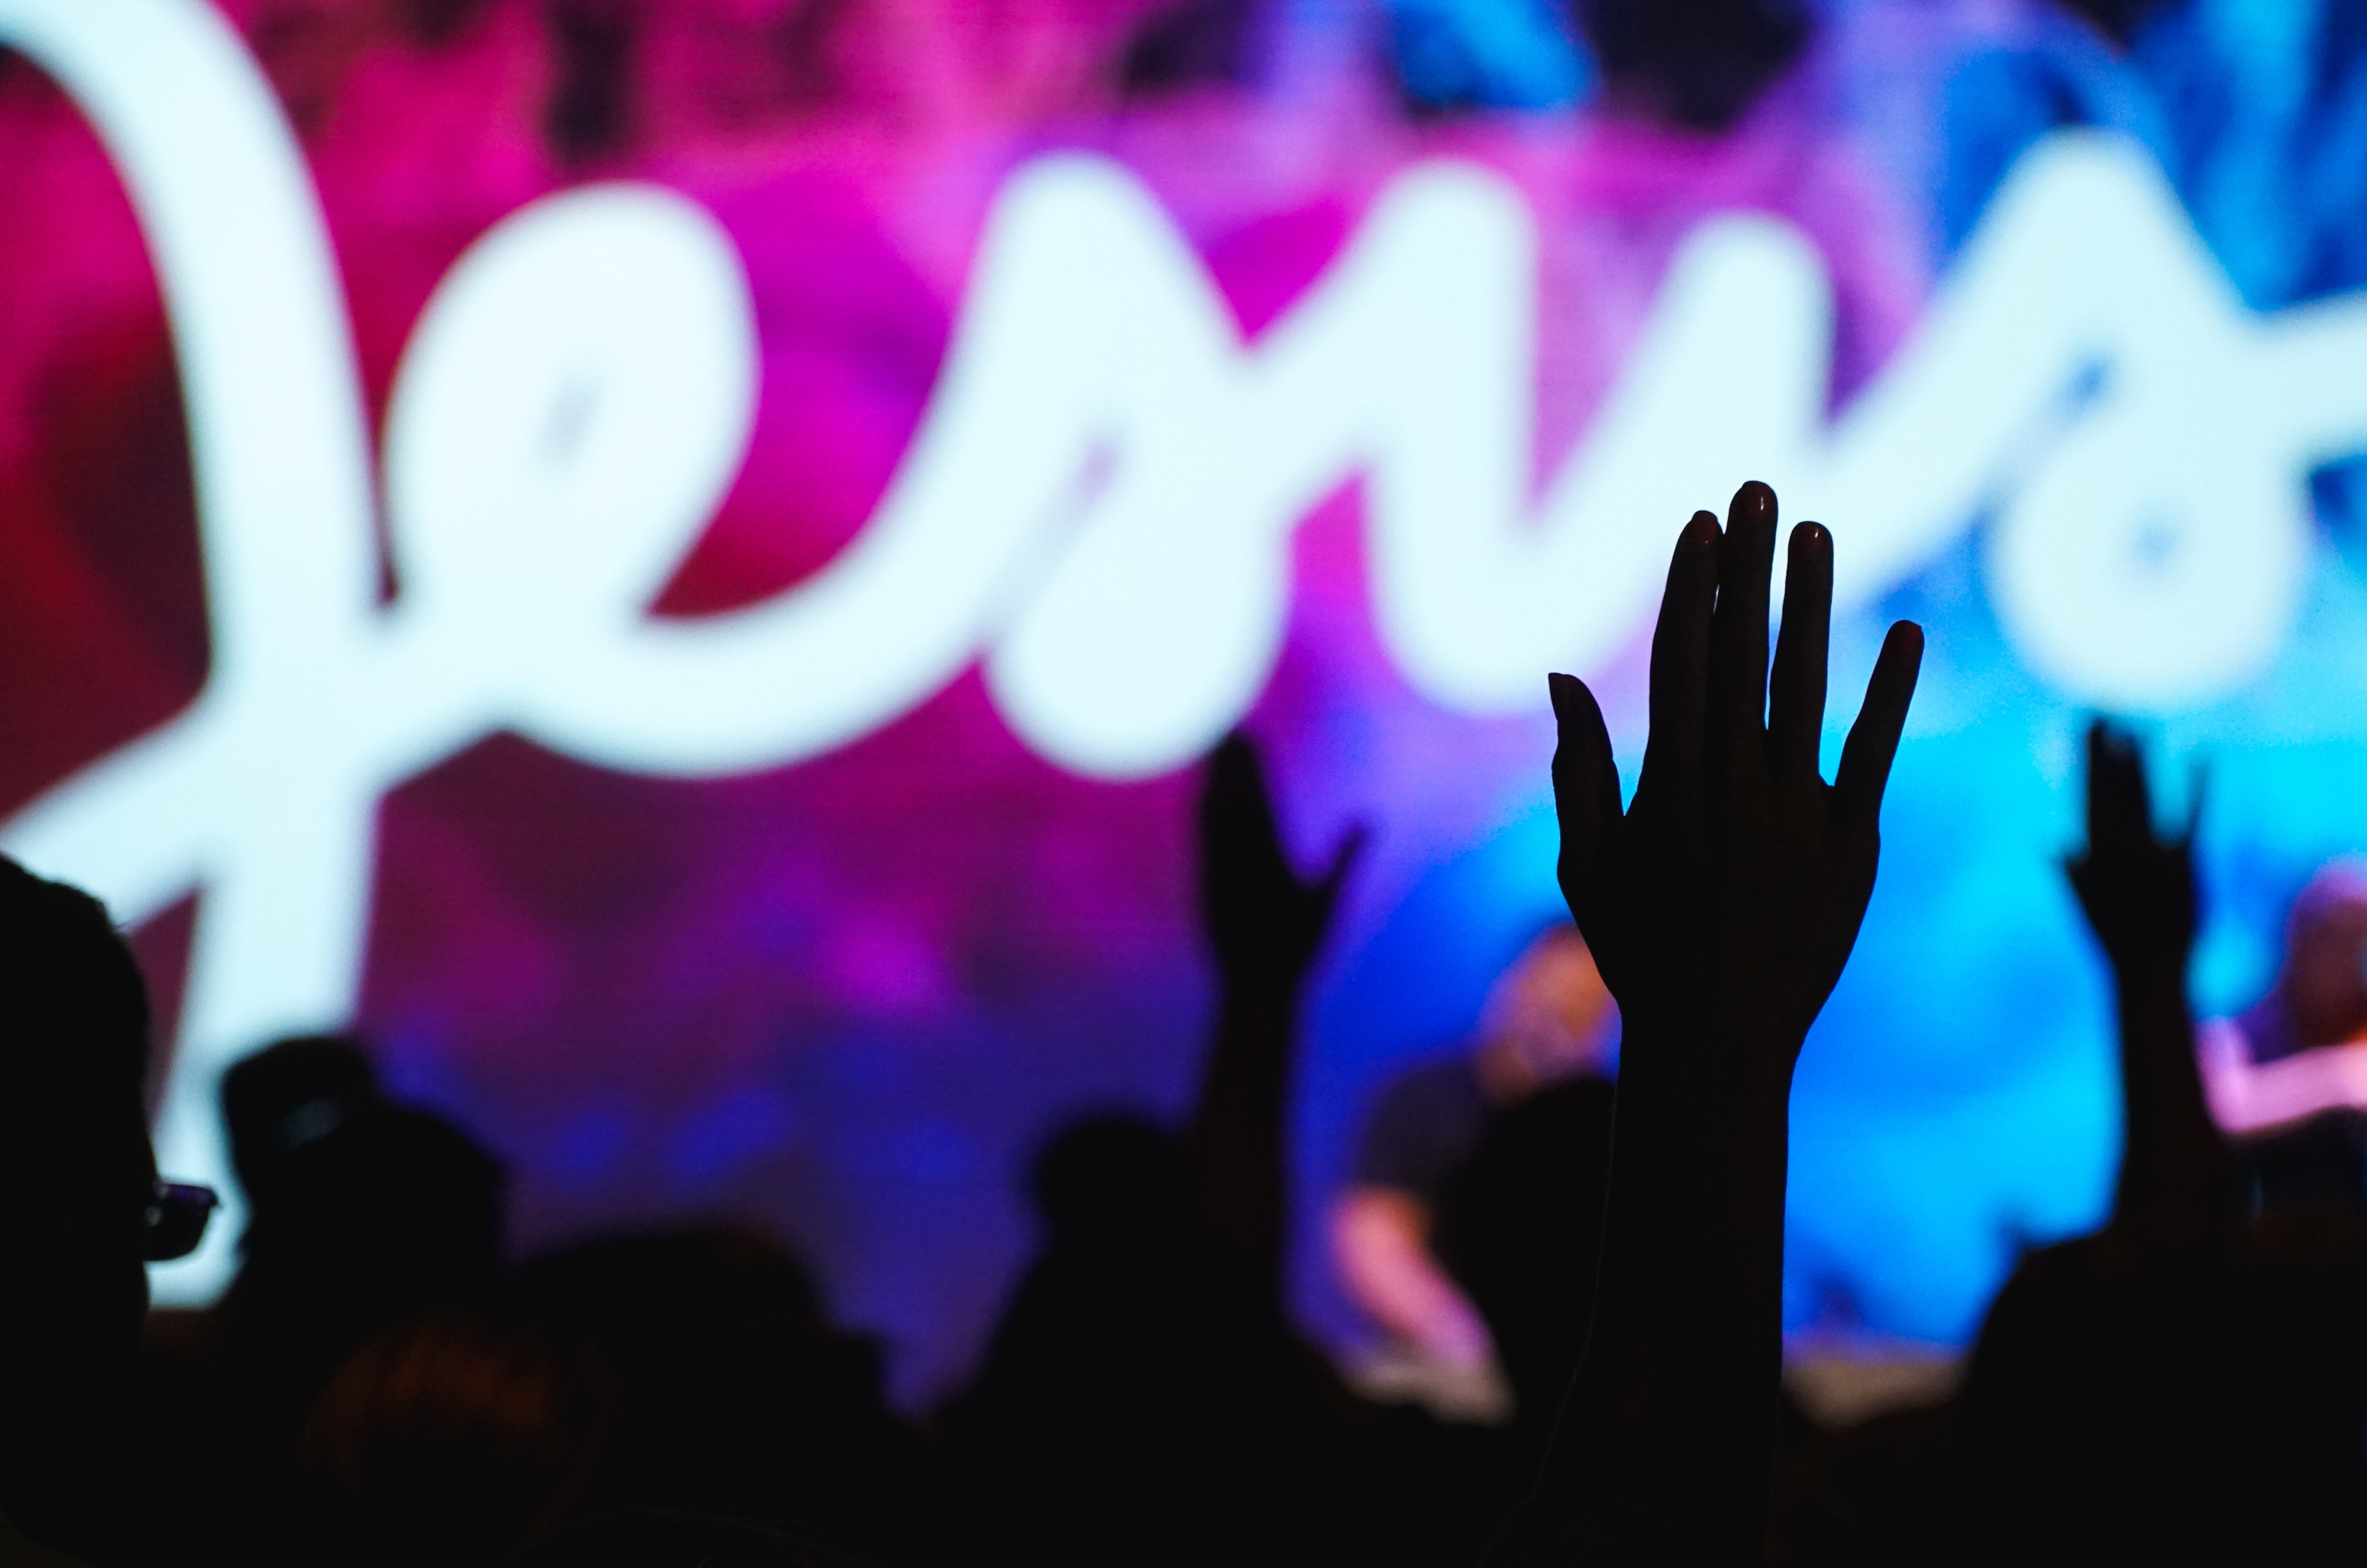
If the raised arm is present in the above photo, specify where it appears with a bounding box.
[1491,482,1923,1564]
[1186,734,1361,1283]
[1331,1183,1497,1371]
[2066,720,2236,1241]
[2199,1029,2367,1135]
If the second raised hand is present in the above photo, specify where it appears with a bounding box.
[1549,480,1925,1081]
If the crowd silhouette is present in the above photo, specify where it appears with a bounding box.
[10,481,2367,1565]
[5,0,2366,1555]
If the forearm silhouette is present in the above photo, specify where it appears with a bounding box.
[1491,482,1923,1563]
[1188,734,1363,1291]
[2068,720,2237,1244]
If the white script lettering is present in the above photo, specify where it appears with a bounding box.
[4,0,2366,1297]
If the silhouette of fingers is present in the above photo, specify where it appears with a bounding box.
[2084,719,2152,857]
[1640,511,1721,799]
[1202,731,1348,979]
[1202,732,1278,860]
[1834,621,1924,830]
[1767,521,1832,783]
[1318,823,1369,910]
[2066,721,2201,968]
[1711,481,1779,758]
[1551,672,1621,905]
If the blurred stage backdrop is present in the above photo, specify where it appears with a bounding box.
[6,0,2367,1401]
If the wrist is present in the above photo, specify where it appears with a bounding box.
[2108,949,2191,989]
[1218,971,1303,1012]
[1607,1021,1798,1193]
[1617,1013,1804,1093]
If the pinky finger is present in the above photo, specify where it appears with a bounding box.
[1835,621,1924,831]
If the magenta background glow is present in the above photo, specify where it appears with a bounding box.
[10,0,2367,1401]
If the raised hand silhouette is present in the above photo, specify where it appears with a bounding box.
[1949,727,2268,1560]
[1494,481,1921,1565]
[2067,719,2201,980]
[948,735,1362,1567]
[2064,719,2231,1238]
[1548,481,1924,1069]
[1191,732,1364,1273]
[1199,732,1364,995]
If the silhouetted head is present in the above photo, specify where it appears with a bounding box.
[224,1089,508,1433]
[223,1032,381,1214]
[1029,1112,1181,1246]
[517,1225,910,1545]
[242,1101,505,1284]
[300,1304,615,1567]
[2280,862,2367,1048]
[1475,923,1617,1103]
[522,1225,827,1349]
[1957,1220,2367,1556]
[0,857,156,1410]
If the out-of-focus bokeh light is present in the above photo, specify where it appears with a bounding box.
[3,0,2367,1401]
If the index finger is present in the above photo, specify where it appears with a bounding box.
[1637,510,1721,805]
[2084,719,2154,857]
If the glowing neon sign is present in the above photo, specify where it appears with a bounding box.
[6,0,2367,1297]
